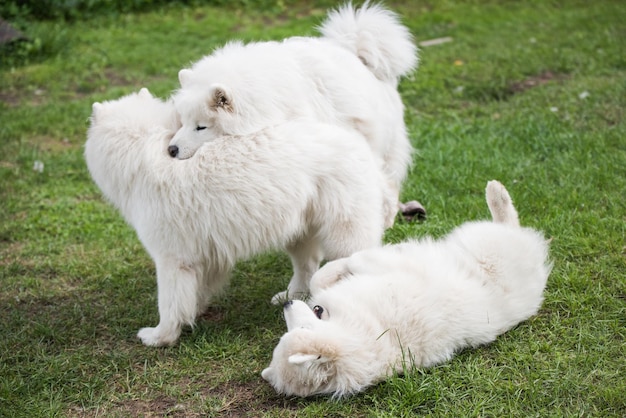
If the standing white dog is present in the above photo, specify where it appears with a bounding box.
[262,181,552,397]
[169,3,418,224]
[85,88,390,347]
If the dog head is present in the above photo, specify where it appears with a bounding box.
[168,40,306,160]
[262,300,375,398]
[90,88,178,137]
[168,72,236,159]
[85,88,179,214]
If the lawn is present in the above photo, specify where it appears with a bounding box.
[1,0,624,416]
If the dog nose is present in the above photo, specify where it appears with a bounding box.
[167,145,179,158]
[283,300,293,309]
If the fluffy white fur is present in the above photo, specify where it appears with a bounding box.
[169,2,417,220]
[84,88,390,347]
[262,181,552,398]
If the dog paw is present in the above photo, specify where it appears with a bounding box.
[271,290,308,305]
[137,326,178,347]
[310,260,351,292]
[398,200,426,221]
[271,291,288,305]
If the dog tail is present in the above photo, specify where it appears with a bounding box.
[319,1,418,83]
[486,180,520,227]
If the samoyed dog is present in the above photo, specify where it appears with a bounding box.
[262,181,552,397]
[85,88,391,347]
[168,3,418,223]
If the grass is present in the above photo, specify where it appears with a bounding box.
[1,0,625,416]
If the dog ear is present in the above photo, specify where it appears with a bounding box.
[288,340,340,365]
[91,102,103,121]
[287,328,341,365]
[209,84,233,112]
[288,353,320,365]
[178,69,193,87]
[138,87,152,98]
[261,367,274,381]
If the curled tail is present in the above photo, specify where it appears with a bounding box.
[319,1,418,83]
[486,180,520,227]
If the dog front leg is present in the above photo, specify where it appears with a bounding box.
[271,237,323,304]
[137,258,200,347]
[310,247,402,293]
[309,257,351,293]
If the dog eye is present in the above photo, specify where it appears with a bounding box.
[195,126,207,131]
[313,305,324,319]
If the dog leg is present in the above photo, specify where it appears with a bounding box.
[486,180,519,227]
[307,207,386,293]
[309,257,351,293]
[137,258,200,346]
[311,247,396,292]
[272,237,323,304]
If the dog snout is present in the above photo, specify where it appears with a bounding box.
[283,300,294,309]
[167,145,179,158]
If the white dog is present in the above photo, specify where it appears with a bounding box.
[85,88,390,347]
[262,181,552,397]
[169,2,418,223]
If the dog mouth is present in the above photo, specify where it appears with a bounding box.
[283,300,327,328]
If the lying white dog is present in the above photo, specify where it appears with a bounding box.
[169,3,418,224]
[262,181,552,397]
[85,88,390,347]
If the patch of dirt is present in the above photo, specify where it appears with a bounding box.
[198,306,226,323]
[0,87,47,108]
[230,4,326,33]
[205,380,302,417]
[0,240,25,267]
[0,68,164,108]
[24,135,78,152]
[69,379,302,417]
[508,71,568,94]
[70,396,191,418]
[130,397,198,418]
[0,160,19,170]
[74,67,134,98]
[0,18,27,45]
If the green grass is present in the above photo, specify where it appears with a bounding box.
[1,0,625,416]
